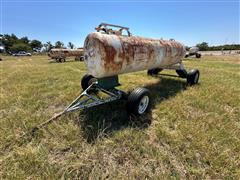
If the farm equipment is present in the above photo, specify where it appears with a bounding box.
[48,48,84,62]
[58,23,199,116]
[185,46,201,58]
[31,23,200,133]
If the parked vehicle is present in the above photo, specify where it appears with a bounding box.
[12,51,32,56]
[48,23,200,117]
[48,48,84,62]
[185,46,201,58]
[0,46,4,53]
[30,23,201,137]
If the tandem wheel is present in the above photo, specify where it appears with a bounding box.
[176,69,200,85]
[176,69,188,78]
[81,74,97,90]
[196,53,201,58]
[127,87,151,116]
[187,69,200,86]
[147,68,162,76]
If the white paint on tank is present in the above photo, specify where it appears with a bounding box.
[84,32,186,78]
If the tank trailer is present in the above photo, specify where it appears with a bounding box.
[43,23,200,127]
[48,48,84,62]
[185,46,201,58]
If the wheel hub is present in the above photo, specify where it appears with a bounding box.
[194,72,199,83]
[138,96,149,114]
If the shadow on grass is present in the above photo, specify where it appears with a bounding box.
[76,76,187,143]
[183,57,201,61]
[48,59,82,63]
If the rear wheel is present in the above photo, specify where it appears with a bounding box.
[147,68,162,76]
[80,56,84,61]
[81,74,97,90]
[187,69,200,85]
[196,53,201,58]
[127,87,151,115]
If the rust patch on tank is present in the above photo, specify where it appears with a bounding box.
[48,48,84,58]
[118,41,133,64]
[103,43,120,71]
[84,32,186,77]
[94,36,124,72]
[118,36,156,65]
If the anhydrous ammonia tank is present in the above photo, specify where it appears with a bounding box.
[48,48,84,58]
[84,32,186,78]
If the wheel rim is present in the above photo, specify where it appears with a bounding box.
[88,78,97,86]
[194,72,199,83]
[138,95,149,114]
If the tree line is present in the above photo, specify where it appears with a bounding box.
[187,42,240,51]
[0,34,76,54]
[1,34,239,54]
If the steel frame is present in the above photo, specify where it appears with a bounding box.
[64,82,123,113]
[161,62,186,70]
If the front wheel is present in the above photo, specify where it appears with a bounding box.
[81,74,97,90]
[80,56,84,61]
[127,87,151,115]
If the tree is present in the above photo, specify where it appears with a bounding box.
[185,46,190,51]
[30,40,42,50]
[43,41,53,52]
[68,42,75,49]
[9,43,31,53]
[20,36,30,44]
[196,42,209,51]
[2,34,19,52]
[55,41,64,48]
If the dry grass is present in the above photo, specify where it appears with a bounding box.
[0,55,239,179]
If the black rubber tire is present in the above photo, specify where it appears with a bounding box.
[80,56,84,61]
[81,74,96,90]
[187,69,200,85]
[176,69,188,78]
[147,68,162,76]
[196,53,201,58]
[127,87,151,115]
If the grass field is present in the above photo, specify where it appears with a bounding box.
[0,55,239,179]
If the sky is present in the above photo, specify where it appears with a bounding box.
[1,0,239,47]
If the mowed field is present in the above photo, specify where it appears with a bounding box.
[0,55,239,179]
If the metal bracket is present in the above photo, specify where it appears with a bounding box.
[23,82,123,136]
[179,62,185,70]
[64,82,122,113]
[97,76,120,90]
[160,62,186,70]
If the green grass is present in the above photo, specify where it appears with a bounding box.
[0,55,239,179]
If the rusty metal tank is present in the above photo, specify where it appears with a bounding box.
[84,24,186,78]
[48,48,84,58]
